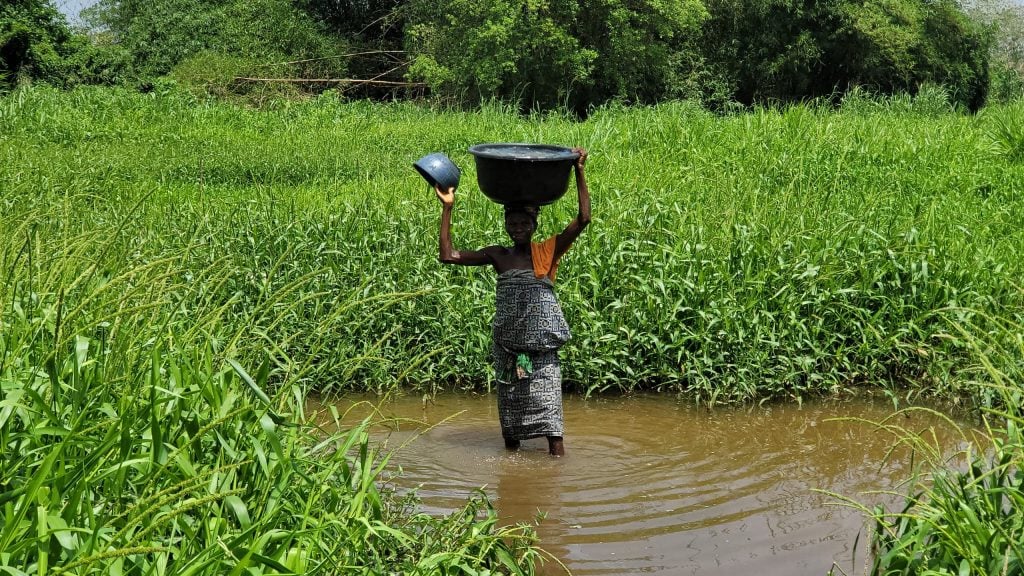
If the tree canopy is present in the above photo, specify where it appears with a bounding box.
[699,0,989,110]
[1,0,75,86]
[1,0,1007,110]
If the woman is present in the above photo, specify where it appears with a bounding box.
[435,148,590,456]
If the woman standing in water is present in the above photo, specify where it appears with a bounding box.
[435,148,590,456]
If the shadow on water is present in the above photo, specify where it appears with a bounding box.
[310,393,968,576]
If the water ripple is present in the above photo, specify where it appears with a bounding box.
[315,393,964,576]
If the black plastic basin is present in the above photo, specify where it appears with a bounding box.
[468,143,579,206]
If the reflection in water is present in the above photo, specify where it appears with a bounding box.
[312,394,965,576]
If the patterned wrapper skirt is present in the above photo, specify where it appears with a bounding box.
[491,269,570,441]
[493,349,563,440]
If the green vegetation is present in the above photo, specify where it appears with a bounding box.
[3,81,1023,573]
[0,86,544,575]
[969,0,1024,105]
[86,0,348,82]
[4,3,1023,575]
[1,0,119,87]
[403,0,708,112]
[867,415,1022,574]
[5,0,1017,110]
[827,315,1023,575]
[3,84,1022,406]
[700,0,990,110]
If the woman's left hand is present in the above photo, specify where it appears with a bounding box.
[573,147,588,169]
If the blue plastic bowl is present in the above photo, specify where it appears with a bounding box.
[413,152,461,190]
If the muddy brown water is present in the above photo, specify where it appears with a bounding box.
[312,393,967,576]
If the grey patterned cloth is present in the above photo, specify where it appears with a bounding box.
[492,269,570,440]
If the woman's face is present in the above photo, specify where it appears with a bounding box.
[504,212,536,244]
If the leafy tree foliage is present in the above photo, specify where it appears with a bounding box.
[405,0,988,111]
[299,0,404,41]
[3,0,1002,109]
[700,0,990,110]
[570,0,708,108]
[970,0,1024,64]
[294,0,409,99]
[843,0,989,110]
[699,0,839,105]
[88,0,348,80]
[966,0,1024,103]
[1,0,75,86]
[404,0,589,111]
[404,0,705,113]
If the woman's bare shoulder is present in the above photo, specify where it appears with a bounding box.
[482,245,509,263]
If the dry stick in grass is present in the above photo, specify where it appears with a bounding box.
[250,50,408,68]
[338,62,414,97]
[234,77,425,87]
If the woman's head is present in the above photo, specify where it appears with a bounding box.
[504,205,539,244]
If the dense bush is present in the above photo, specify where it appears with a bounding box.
[400,0,993,111]
[401,0,993,111]
[403,0,710,112]
[568,0,709,109]
[5,0,1012,108]
[1,0,77,87]
[699,0,990,111]
[86,0,349,83]
[404,0,593,111]
[969,0,1024,104]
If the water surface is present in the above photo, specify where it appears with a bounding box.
[314,393,965,576]
[470,144,578,161]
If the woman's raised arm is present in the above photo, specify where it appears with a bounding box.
[554,148,591,259]
[437,185,495,266]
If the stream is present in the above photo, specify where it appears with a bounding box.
[313,393,966,576]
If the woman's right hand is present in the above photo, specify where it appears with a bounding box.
[435,185,455,206]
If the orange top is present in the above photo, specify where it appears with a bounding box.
[531,235,563,283]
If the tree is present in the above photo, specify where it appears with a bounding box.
[88,0,348,80]
[842,0,989,110]
[964,0,1024,102]
[298,0,405,41]
[294,0,411,98]
[699,0,841,105]
[571,0,708,108]
[404,0,706,112]
[699,0,990,110]
[1,0,75,86]
[404,0,591,110]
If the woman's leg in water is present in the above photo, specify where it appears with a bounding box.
[547,436,564,456]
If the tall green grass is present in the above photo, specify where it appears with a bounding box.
[3,82,1023,576]
[826,313,1023,576]
[0,104,541,572]
[2,84,1023,406]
